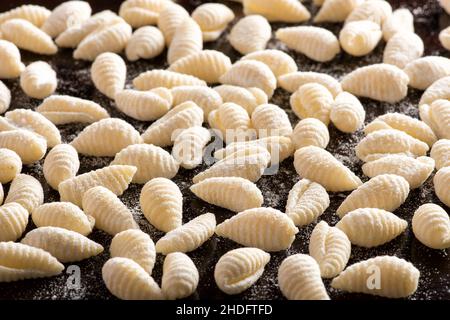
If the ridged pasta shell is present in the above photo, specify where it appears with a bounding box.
[309,221,351,278]
[251,103,293,137]
[294,146,362,192]
[70,118,143,157]
[32,202,94,236]
[110,229,156,275]
[21,226,103,263]
[419,99,450,139]
[241,49,298,78]
[214,85,267,115]
[331,256,419,298]
[382,8,414,41]
[286,179,330,227]
[167,17,202,65]
[0,242,64,282]
[172,126,211,169]
[215,207,298,251]
[291,118,330,150]
[278,254,330,300]
[41,1,91,38]
[243,0,310,22]
[208,102,252,143]
[404,56,450,90]
[82,186,139,235]
[412,203,450,249]
[214,247,270,295]
[157,3,189,45]
[5,174,43,213]
[228,15,271,55]
[119,0,169,28]
[192,3,234,41]
[0,40,25,79]
[278,71,342,96]
[314,0,362,23]
[133,69,206,91]
[434,167,450,207]
[0,129,46,164]
[0,80,11,114]
[91,52,126,100]
[345,0,392,26]
[330,91,365,133]
[43,144,80,190]
[290,83,333,125]
[0,203,29,241]
[0,148,21,183]
[125,26,164,61]
[155,213,216,255]
[0,4,50,27]
[336,174,410,217]
[419,76,450,107]
[430,139,450,170]
[383,32,423,69]
[162,252,199,300]
[172,86,222,120]
[59,165,136,207]
[19,61,56,99]
[339,20,382,56]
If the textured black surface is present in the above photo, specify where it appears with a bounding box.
[0,0,449,300]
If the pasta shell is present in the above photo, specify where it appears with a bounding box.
[91,52,126,100]
[314,0,362,23]
[162,252,199,300]
[208,101,253,142]
[251,103,293,137]
[345,0,392,26]
[215,207,299,251]
[278,71,342,96]
[419,99,450,139]
[430,139,450,170]
[336,174,410,217]
[213,85,267,115]
[241,49,298,78]
[82,186,139,235]
[0,129,47,164]
[155,213,216,255]
[339,20,382,57]
[59,165,136,207]
[192,3,235,41]
[0,203,29,242]
[5,174,43,213]
[243,0,310,22]
[228,15,271,55]
[278,254,330,300]
[0,80,11,114]
[125,26,164,61]
[309,221,351,278]
[0,4,50,27]
[168,50,231,83]
[102,257,163,300]
[41,1,91,38]
[276,26,340,63]
[286,179,330,227]
[382,8,414,41]
[0,40,25,79]
[157,3,189,45]
[294,146,362,192]
[331,255,419,298]
[167,17,202,65]
[405,56,450,90]
[115,88,172,121]
[412,203,450,249]
[172,86,222,120]
[21,226,103,263]
[0,242,64,282]
[119,0,169,28]
[19,61,57,99]
[0,18,57,55]
[439,26,450,51]
[32,202,94,236]
[330,91,365,133]
[43,144,80,190]
[70,118,142,157]
[292,118,330,150]
[419,76,450,107]
[434,167,450,207]
[110,229,156,275]
[290,83,333,125]
[356,129,429,162]
[172,126,211,169]
[214,247,270,295]
[0,148,21,183]
[133,69,207,91]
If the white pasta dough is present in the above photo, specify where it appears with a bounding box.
[431,139,450,170]
[412,203,450,249]
[330,92,365,133]
[0,203,29,242]
[215,207,299,251]
[251,103,293,137]
[0,4,50,27]
[345,0,392,26]
[172,126,211,169]
[419,99,450,139]
[228,15,271,55]
[0,129,47,164]
[314,0,362,23]
[0,40,24,79]
[214,247,270,295]
[133,69,206,91]
[167,17,202,65]
[172,86,222,120]
[125,26,165,61]
[404,56,450,90]
[331,256,419,298]
[91,52,126,100]
[339,20,382,57]
[157,3,189,45]
[192,3,235,42]
[382,8,414,41]
[434,167,450,207]
[0,80,11,114]
[278,254,330,300]
[5,174,43,213]
[162,252,199,300]
[292,118,329,150]
[242,0,310,23]
[19,61,57,99]
[439,26,450,51]
[43,144,79,190]
[119,0,169,28]
[419,76,450,107]
[0,148,21,183]
[290,83,333,125]
[278,71,342,96]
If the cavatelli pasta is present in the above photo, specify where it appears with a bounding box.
[172,86,222,119]
[382,8,414,41]
[162,252,199,300]
[0,148,21,183]
[242,0,310,23]
[339,20,382,56]
[314,0,362,23]
[430,139,450,170]
[155,213,216,255]
[278,71,342,96]
[172,126,211,169]
[0,129,47,164]
[419,76,450,106]
[419,99,450,139]
[167,17,202,65]
[345,0,392,26]
[157,3,189,45]
[251,103,292,137]
[119,0,168,27]
[434,167,450,207]
[5,174,43,213]
[140,178,182,232]
[440,26,450,51]
[330,92,365,133]
[133,69,207,91]
[293,146,362,192]
[228,15,271,55]
[59,165,136,207]
[111,144,179,184]
[412,203,450,249]
[0,4,50,27]
[241,49,298,78]
[290,83,333,125]
[19,61,57,99]
[0,40,25,79]
[192,3,235,42]
[43,144,79,190]
[0,81,10,114]
[213,85,267,115]
[404,56,450,90]
[82,186,139,235]
[0,203,29,242]
[91,52,126,100]
[125,26,165,61]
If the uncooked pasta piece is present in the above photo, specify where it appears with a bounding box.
[82,186,138,235]
[133,69,206,90]
[172,126,211,169]
[404,56,450,90]
[0,129,47,164]
[32,202,94,236]
[241,49,297,79]
[5,174,43,213]
[219,60,277,97]
[192,3,235,42]
[419,99,450,139]
[110,229,156,275]
[59,165,136,207]
[140,177,182,232]
[214,247,270,295]
[309,221,351,278]
[0,19,57,55]
[431,139,450,170]
[0,40,24,79]
[251,103,292,137]
[331,256,419,298]
[382,8,414,41]
[339,20,382,56]
[213,85,267,115]
[0,4,50,27]
[0,81,10,114]
[439,26,450,51]
[125,26,164,61]
[41,1,91,38]
[115,88,172,121]
[102,257,163,300]
[19,61,57,99]
[0,242,64,282]
[157,3,189,45]
[242,0,310,22]
[168,50,231,83]
[276,26,340,63]
[286,179,330,226]
[0,203,29,242]
[290,83,333,125]
[228,15,271,55]
[330,92,365,133]
[292,118,330,150]
[278,254,330,300]
[70,118,142,157]
[412,203,450,249]
[0,148,21,183]
[36,95,110,125]
[278,71,342,96]
[215,207,298,251]
[341,63,409,103]
[43,144,79,190]
[345,0,392,26]
[167,17,202,65]
[119,0,169,27]
[162,252,199,300]
[419,76,450,106]
[434,167,450,207]
[91,52,126,100]
[294,146,362,192]
[171,86,222,119]
[141,101,203,147]
[314,0,362,23]
[155,213,216,254]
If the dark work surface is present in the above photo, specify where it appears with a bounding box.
[0,0,449,300]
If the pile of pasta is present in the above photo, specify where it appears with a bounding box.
[0,0,449,300]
